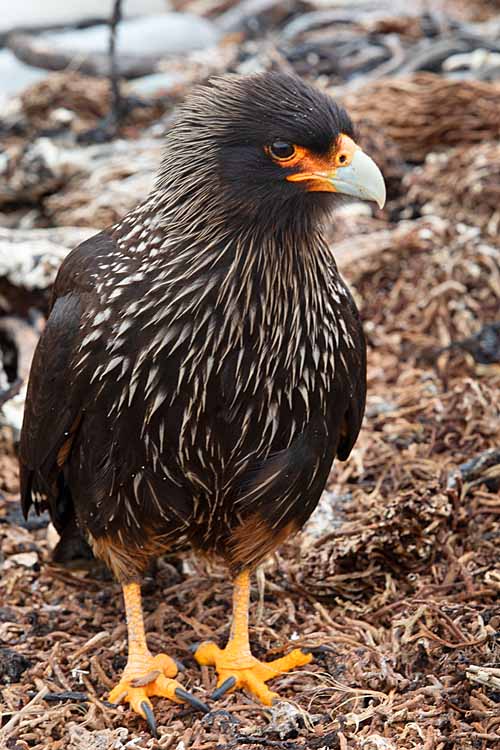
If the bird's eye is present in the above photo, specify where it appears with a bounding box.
[269,141,296,161]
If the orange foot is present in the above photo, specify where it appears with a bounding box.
[109,652,207,735]
[194,641,312,705]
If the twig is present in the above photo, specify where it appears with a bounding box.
[0,686,49,737]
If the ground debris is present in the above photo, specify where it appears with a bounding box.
[467,665,500,690]
[19,71,170,137]
[403,141,500,237]
[20,73,112,133]
[0,137,163,231]
[343,74,500,162]
[296,482,453,599]
[1,208,498,747]
[43,139,163,228]
[0,2,499,749]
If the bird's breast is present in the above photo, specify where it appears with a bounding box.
[71,232,360,546]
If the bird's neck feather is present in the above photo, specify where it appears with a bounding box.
[145,184,334,290]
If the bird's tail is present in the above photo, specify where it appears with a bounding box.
[21,467,93,564]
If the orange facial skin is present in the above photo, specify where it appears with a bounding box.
[268,134,359,192]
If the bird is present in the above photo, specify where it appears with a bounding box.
[19,72,385,733]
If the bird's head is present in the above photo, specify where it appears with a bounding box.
[158,72,386,236]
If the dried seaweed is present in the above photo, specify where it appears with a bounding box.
[1,212,498,749]
[343,74,500,162]
[403,142,500,237]
[1,2,499,748]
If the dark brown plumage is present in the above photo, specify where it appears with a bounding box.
[19,72,385,727]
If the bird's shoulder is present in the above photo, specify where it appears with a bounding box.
[52,229,120,309]
[329,273,366,461]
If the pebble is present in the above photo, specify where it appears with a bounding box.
[3,551,39,569]
[0,646,31,683]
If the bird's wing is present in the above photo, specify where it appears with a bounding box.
[336,348,366,460]
[336,290,367,461]
[19,231,116,524]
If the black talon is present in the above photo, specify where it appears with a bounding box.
[211,676,237,700]
[174,687,210,713]
[174,657,186,672]
[141,701,158,738]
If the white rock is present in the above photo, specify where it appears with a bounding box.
[0,227,97,290]
[46,523,61,551]
[3,551,39,569]
[128,71,187,96]
[38,13,219,59]
[269,702,309,740]
[0,1,169,36]
[0,385,26,437]
[303,489,350,539]
[0,49,46,101]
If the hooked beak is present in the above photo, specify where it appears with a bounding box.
[329,139,386,209]
[287,134,386,209]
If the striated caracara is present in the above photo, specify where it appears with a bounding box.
[19,72,385,732]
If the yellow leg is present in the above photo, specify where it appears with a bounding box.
[194,570,311,705]
[109,583,207,733]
